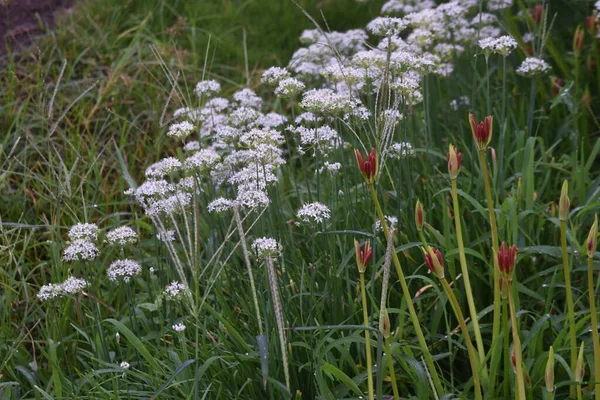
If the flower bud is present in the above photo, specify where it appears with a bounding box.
[551,76,564,96]
[355,147,377,183]
[469,113,493,151]
[559,180,570,221]
[573,25,584,57]
[380,307,391,339]
[424,246,445,279]
[446,144,462,180]
[587,214,598,259]
[415,200,425,232]
[497,241,518,277]
[532,4,543,25]
[575,341,585,383]
[586,13,598,36]
[545,346,555,393]
[354,239,373,274]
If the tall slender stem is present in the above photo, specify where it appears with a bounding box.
[360,273,375,400]
[560,219,577,398]
[588,255,600,400]
[450,179,486,363]
[508,284,527,400]
[502,299,510,399]
[368,184,444,396]
[384,338,400,400]
[440,277,483,400]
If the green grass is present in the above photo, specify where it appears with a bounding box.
[1,0,600,399]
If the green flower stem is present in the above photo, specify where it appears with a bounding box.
[451,179,486,364]
[560,219,577,395]
[439,277,483,400]
[368,183,445,397]
[478,149,502,396]
[360,272,375,400]
[502,299,510,399]
[507,283,527,400]
[384,337,400,400]
[588,255,600,400]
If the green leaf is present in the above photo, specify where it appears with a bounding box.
[321,362,363,396]
[104,318,163,373]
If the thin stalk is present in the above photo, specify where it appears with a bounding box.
[588,255,600,400]
[560,219,577,396]
[360,273,375,400]
[384,338,400,400]
[368,183,445,396]
[502,299,510,399]
[478,149,502,390]
[233,206,263,335]
[508,283,527,400]
[439,277,483,400]
[450,179,486,363]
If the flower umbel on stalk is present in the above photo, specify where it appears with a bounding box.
[470,112,502,395]
[559,180,578,397]
[497,242,527,400]
[354,239,374,400]
[447,144,487,370]
[422,246,483,400]
[585,214,599,400]
[356,147,445,396]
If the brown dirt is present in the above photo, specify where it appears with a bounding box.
[0,0,74,54]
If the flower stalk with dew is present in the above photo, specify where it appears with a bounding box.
[447,144,486,367]
[378,227,400,400]
[575,342,585,400]
[559,181,578,390]
[546,346,555,400]
[233,205,263,336]
[356,148,445,396]
[355,239,375,400]
[497,242,526,400]
[586,214,599,400]
[470,113,502,390]
[423,246,483,400]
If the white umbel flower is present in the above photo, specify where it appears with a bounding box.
[387,142,415,158]
[167,121,195,139]
[172,323,187,332]
[120,361,130,369]
[105,226,138,247]
[252,237,282,258]
[107,259,142,283]
[156,230,176,242]
[261,67,291,85]
[68,223,99,241]
[207,197,235,213]
[63,239,99,262]
[145,157,182,178]
[516,57,550,76]
[37,276,88,301]
[164,281,188,300]
[183,149,221,172]
[195,80,221,97]
[274,78,306,97]
[297,202,331,224]
[478,35,517,56]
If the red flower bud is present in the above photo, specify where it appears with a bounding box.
[415,199,425,232]
[446,144,462,179]
[355,147,377,183]
[551,77,564,96]
[532,5,544,25]
[497,241,518,277]
[573,25,584,57]
[424,246,444,279]
[469,112,493,150]
[354,239,373,273]
[586,13,598,36]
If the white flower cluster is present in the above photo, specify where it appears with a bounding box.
[252,237,282,258]
[107,259,142,283]
[516,57,550,76]
[145,157,182,178]
[195,80,221,97]
[387,141,415,158]
[375,215,398,232]
[105,226,138,247]
[164,281,188,300]
[167,121,195,139]
[63,239,99,262]
[68,223,99,241]
[478,35,517,56]
[261,67,291,85]
[172,323,187,332]
[297,202,331,224]
[156,230,176,242]
[37,276,89,301]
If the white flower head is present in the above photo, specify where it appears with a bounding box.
[375,215,398,232]
[120,361,130,369]
[297,202,331,224]
[387,141,415,158]
[233,88,262,109]
[487,0,512,11]
[167,121,195,139]
[516,57,550,76]
[145,157,182,178]
[274,78,306,97]
[252,237,282,258]
[63,239,99,262]
[478,35,517,56]
[195,80,221,97]
[37,276,88,301]
[156,230,176,242]
[183,149,221,173]
[107,259,142,283]
[261,67,291,85]
[207,197,235,213]
[172,323,187,332]
[164,281,188,300]
[68,223,99,241]
[105,226,138,247]
[367,17,406,36]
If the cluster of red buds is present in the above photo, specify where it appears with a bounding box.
[424,246,445,279]
[355,147,377,184]
[497,241,518,297]
[354,239,372,273]
[469,112,493,151]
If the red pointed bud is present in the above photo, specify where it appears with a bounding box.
[446,144,462,179]
[573,25,584,57]
[586,13,598,36]
[559,180,570,221]
[587,214,598,259]
[497,241,518,277]
[532,4,543,25]
[354,239,372,273]
[355,147,377,183]
[469,112,493,150]
[415,199,425,232]
[551,77,564,96]
[424,246,445,279]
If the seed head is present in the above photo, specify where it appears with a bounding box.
[559,180,570,221]
[469,113,493,150]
